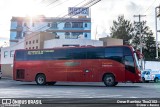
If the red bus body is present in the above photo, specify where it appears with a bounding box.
[13,45,141,86]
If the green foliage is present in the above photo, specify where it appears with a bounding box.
[132,21,156,60]
[110,16,156,60]
[110,15,134,45]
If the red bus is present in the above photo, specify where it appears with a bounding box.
[13,45,141,86]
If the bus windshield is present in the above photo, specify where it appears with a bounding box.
[134,53,141,71]
[132,47,141,71]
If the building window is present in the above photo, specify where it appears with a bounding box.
[33,40,35,44]
[23,32,26,37]
[72,22,83,28]
[36,40,38,43]
[26,42,28,45]
[32,23,34,27]
[24,23,27,26]
[65,32,70,36]
[48,23,51,27]
[4,51,8,58]
[65,32,82,39]
[85,23,87,27]
[52,32,57,36]
[29,41,31,44]
[17,21,22,27]
[32,47,34,49]
[65,32,70,39]
[85,33,88,38]
[64,22,71,28]
[51,22,57,28]
[10,50,14,57]
[16,31,22,39]
[29,47,31,49]
[36,46,38,49]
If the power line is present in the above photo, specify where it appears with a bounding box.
[29,0,98,32]
[30,0,88,32]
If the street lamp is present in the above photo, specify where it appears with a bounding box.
[155,5,160,59]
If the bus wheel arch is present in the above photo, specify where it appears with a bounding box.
[102,73,117,87]
[35,73,46,85]
[154,77,159,83]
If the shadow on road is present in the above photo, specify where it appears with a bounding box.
[19,83,141,88]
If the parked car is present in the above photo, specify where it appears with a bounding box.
[0,70,2,79]
[141,69,160,83]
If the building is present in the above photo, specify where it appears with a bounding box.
[25,32,56,49]
[1,39,25,77]
[99,37,123,46]
[44,39,103,48]
[10,16,91,46]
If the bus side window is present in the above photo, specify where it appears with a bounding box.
[124,55,135,73]
[105,47,123,63]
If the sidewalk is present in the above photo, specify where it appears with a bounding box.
[1,76,12,80]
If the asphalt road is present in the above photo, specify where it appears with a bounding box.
[1,78,160,107]
[0,78,160,98]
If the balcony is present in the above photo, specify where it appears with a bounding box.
[63,27,84,30]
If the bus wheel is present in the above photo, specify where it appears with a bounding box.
[154,78,159,83]
[36,74,46,85]
[47,82,56,85]
[103,74,115,87]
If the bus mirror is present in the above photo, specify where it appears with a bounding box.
[136,51,143,59]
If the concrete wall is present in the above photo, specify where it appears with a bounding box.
[1,64,13,78]
[99,37,123,46]
[44,39,103,48]
[144,61,160,70]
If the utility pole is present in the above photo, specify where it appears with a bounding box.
[155,5,160,59]
[134,14,146,70]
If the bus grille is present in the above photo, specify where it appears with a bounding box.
[16,69,25,79]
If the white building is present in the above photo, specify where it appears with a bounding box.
[10,16,91,46]
[44,39,103,48]
[1,39,25,77]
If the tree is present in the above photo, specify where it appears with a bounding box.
[110,15,134,45]
[131,21,156,60]
[110,15,156,60]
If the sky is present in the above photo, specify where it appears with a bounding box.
[0,0,160,46]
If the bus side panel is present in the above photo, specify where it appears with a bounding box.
[84,59,101,82]
[45,60,67,82]
[100,59,125,82]
[67,60,86,82]
[13,61,43,82]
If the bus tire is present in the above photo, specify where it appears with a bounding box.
[103,74,115,87]
[47,82,56,85]
[154,78,159,83]
[35,74,46,85]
